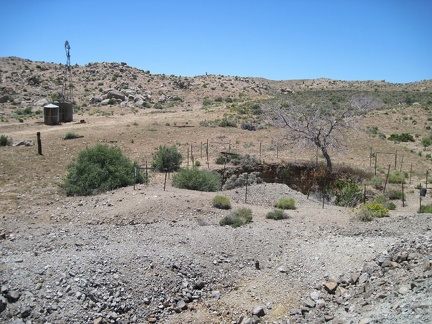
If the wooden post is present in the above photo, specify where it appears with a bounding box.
[134,166,136,190]
[276,143,279,159]
[259,141,262,162]
[399,155,404,173]
[187,147,190,168]
[37,132,42,155]
[374,153,378,175]
[245,173,248,203]
[369,148,373,167]
[394,151,397,169]
[363,184,367,204]
[402,180,405,207]
[426,171,429,190]
[383,164,391,193]
[206,139,209,163]
[191,144,194,167]
[409,163,413,184]
[164,170,168,191]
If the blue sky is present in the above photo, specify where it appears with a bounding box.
[1,0,431,83]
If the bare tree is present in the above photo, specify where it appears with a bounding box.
[265,98,374,172]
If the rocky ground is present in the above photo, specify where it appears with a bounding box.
[1,179,431,324]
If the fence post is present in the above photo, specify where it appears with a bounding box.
[374,153,378,175]
[37,132,42,155]
[259,141,262,162]
[409,163,413,184]
[394,151,397,169]
[134,166,136,190]
[383,164,391,193]
[206,139,209,163]
[245,173,248,203]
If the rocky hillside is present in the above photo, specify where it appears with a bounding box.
[1,56,431,118]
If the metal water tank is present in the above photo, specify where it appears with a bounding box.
[43,104,60,125]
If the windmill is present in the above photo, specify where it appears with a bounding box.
[58,40,74,122]
[62,40,73,103]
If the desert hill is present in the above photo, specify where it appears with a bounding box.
[1,56,432,323]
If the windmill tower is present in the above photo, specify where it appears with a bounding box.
[60,40,73,122]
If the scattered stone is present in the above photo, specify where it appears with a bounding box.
[323,281,338,294]
[252,306,265,317]
[6,290,21,302]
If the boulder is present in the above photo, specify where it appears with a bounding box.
[33,98,49,107]
[106,90,125,101]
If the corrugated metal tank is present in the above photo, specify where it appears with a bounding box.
[59,102,73,122]
[43,104,59,125]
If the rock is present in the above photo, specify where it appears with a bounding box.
[193,280,205,290]
[7,290,21,302]
[310,290,320,301]
[158,94,166,103]
[100,99,110,106]
[252,305,265,317]
[0,95,10,103]
[278,266,287,273]
[13,140,34,147]
[0,295,7,313]
[33,98,49,107]
[398,285,411,295]
[176,299,188,311]
[323,281,338,294]
[107,90,125,101]
[304,298,316,308]
[358,272,370,284]
[20,305,32,318]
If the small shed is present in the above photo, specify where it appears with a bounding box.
[43,103,60,125]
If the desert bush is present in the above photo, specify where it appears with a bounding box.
[0,135,12,146]
[373,195,396,210]
[61,144,146,196]
[388,133,415,142]
[266,209,288,220]
[334,180,363,207]
[241,122,256,131]
[216,153,241,165]
[386,190,405,200]
[222,172,262,190]
[274,197,296,210]
[152,145,183,172]
[219,118,237,128]
[212,195,231,209]
[63,132,80,140]
[219,208,253,228]
[367,176,384,190]
[388,171,406,184]
[356,203,389,221]
[172,168,220,192]
[419,203,432,213]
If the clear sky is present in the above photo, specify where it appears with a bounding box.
[1,0,431,83]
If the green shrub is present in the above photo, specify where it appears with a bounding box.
[266,209,288,220]
[152,145,183,172]
[356,203,389,221]
[215,153,241,165]
[386,190,405,200]
[388,133,415,142]
[334,180,363,207]
[172,168,220,192]
[219,118,237,128]
[388,171,406,184]
[212,195,231,209]
[63,132,81,140]
[219,208,253,228]
[367,176,384,190]
[274,197,296,210]
[0,135,12,146]
[61,144,147,196]
[373,195,396,210]
[419,203,432,213]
